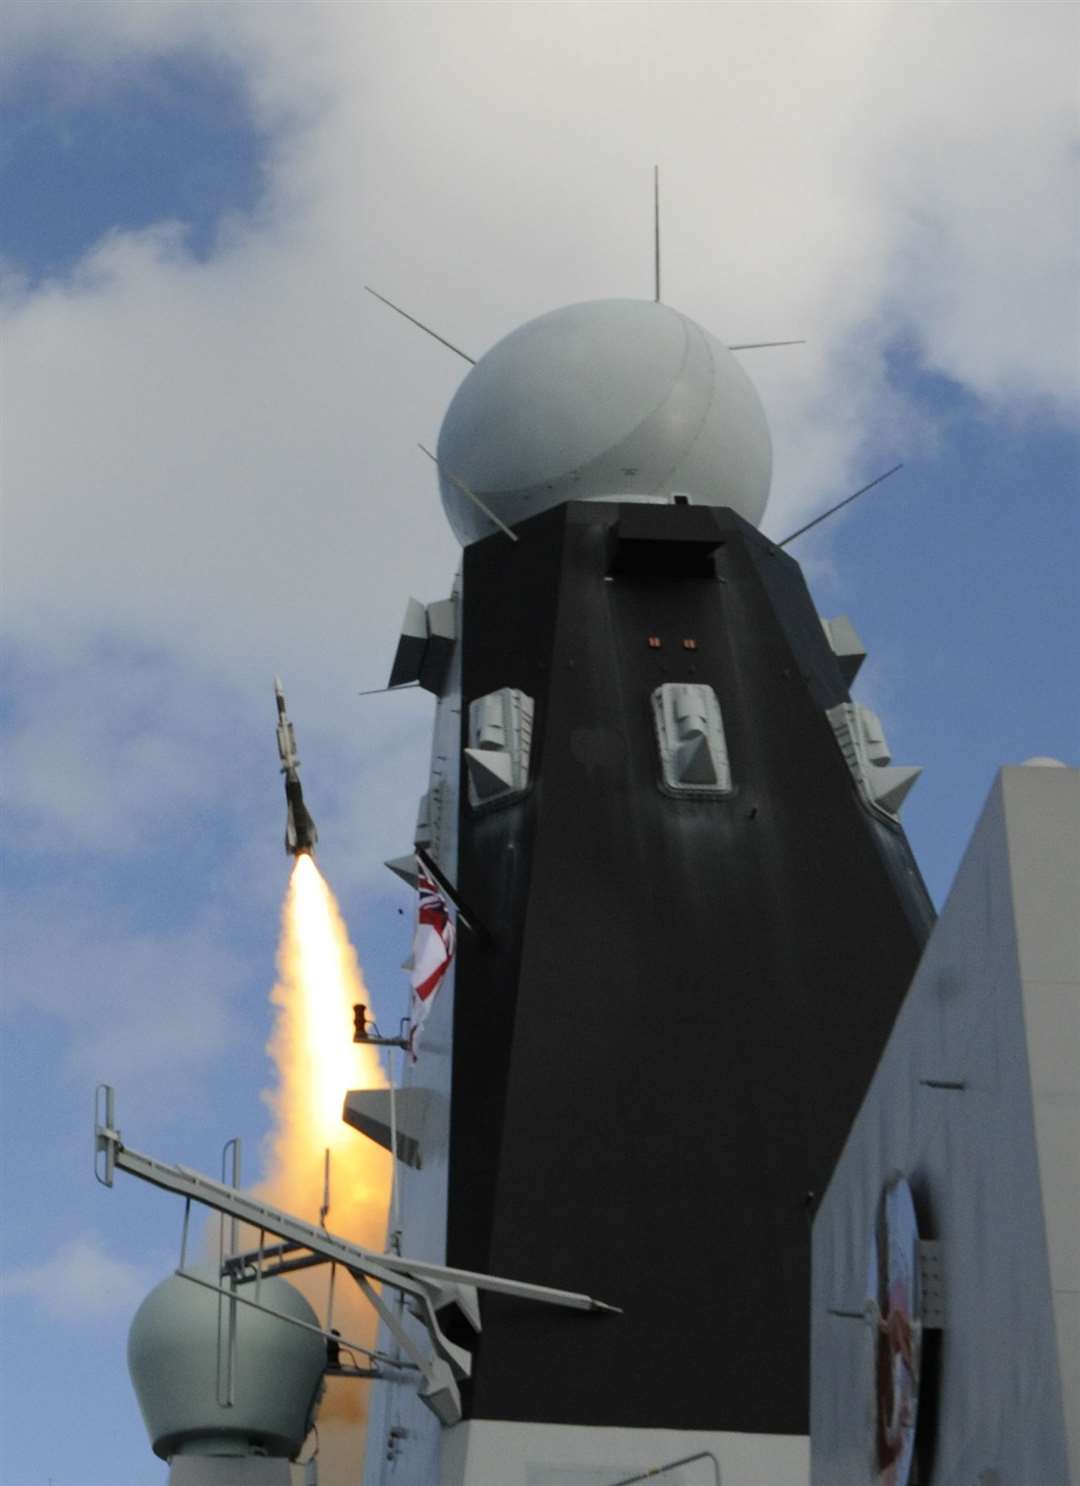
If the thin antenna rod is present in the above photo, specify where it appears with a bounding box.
[365,286,476,366]
[418,444,519,543]
[653,165,661,304]
[729,339,807,351]
[356,682,421,698]
[778,464,904,548]
[388,1050,400,1238]
[319,1149,331,1229]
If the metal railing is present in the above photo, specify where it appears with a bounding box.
[608,1451,721,1486]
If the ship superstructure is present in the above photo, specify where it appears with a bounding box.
[355,298,933,1484]
[101,294,1077,1486]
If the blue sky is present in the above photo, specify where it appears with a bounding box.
[1,49,263,282]
[2,35,280,1481]
[1,6,1077,1483]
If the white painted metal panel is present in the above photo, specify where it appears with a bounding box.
[810,765,1079,1485]
[441,1421,808,1486]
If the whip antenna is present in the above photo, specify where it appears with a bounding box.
[319,1148,331,1229]
[418,444,519,543]
[729,338,806,351]
[365,286,476,365]
[778,464,904,548]
[654,165,661,303]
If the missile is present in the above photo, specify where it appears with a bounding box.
[273,677,318,856]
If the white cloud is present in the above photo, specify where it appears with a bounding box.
[5,633,233,854]
[4,7,1074,656]
[3,905,250,1097]
[3,5,1074,853]
[0,3,1076,1001]
[2,1234,148,1319]
[4,615,436,902]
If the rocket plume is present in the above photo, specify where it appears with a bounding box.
[259,853,391,1475]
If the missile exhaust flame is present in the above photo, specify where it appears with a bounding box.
[259,853,391,1469]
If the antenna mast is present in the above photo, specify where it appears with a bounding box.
[418,444,519,544]
[319,1147,331,1229]
[365,286,476,366]
[778,464,904,548]
[653,165,661,303]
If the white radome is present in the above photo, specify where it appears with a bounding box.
[127,1267,325,1461]
[436,298,772,545]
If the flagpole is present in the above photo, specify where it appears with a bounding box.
[388,1042,401,1249]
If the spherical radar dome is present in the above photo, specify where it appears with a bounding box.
[128,1267,326,1460]
[436,298,772,545]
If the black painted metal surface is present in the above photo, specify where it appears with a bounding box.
[449,501,933,1433]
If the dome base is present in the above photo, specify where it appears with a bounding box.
[170,1459,291,1486]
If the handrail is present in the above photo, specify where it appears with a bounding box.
[607,1451,721,1486]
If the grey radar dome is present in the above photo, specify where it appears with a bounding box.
[436,298,771,545]
[127,1267,325,1462]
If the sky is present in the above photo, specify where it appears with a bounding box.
[1,3,1077,1481]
